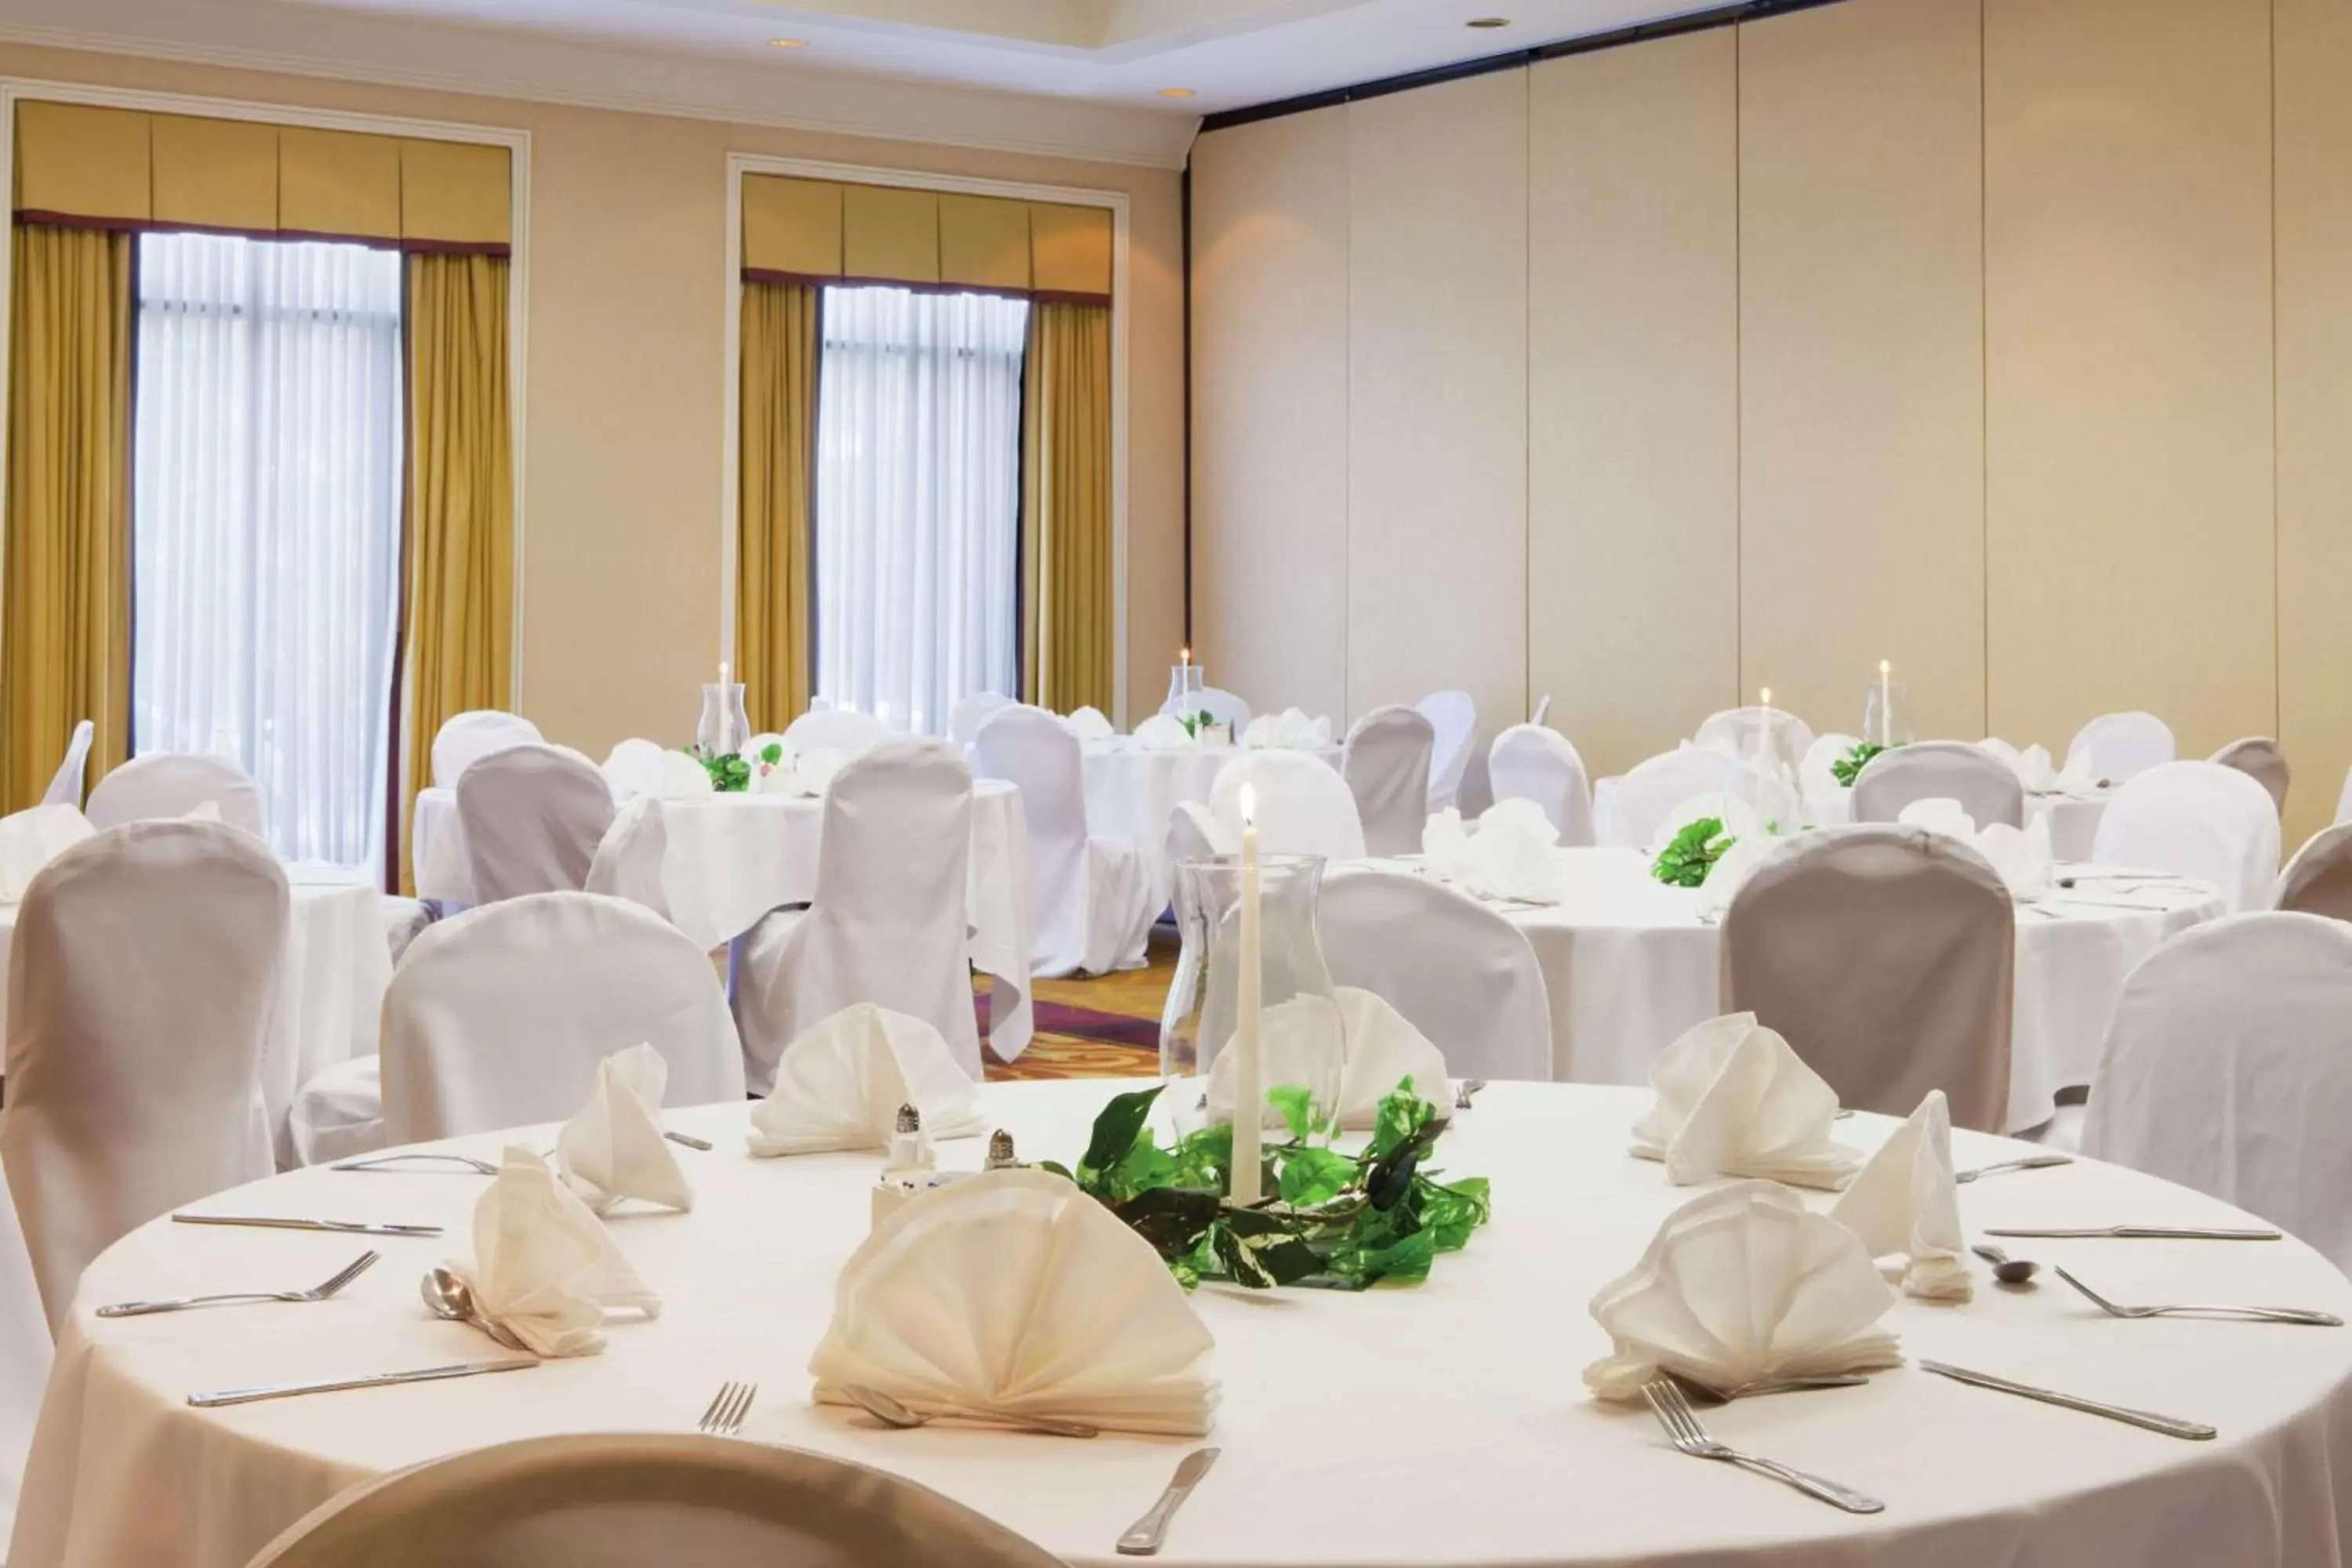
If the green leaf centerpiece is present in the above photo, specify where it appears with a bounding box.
[1651,816,1735,889]
[1830,740,1894,789]
[1040,1080,1490,1290]
[693,740,787,793]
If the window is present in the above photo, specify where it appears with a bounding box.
[132,231,405,869]
[812,284,1028,735]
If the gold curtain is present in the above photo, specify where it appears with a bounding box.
[735,279,818,728]
[2,225,132,813]
[399,252,514,891]
[1021,299,1112,710]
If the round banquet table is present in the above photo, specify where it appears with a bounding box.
[1341,849,2224,1134]
[1800,784,2113,862]
[1081,740,1344,903]
[16,1080,2352,1568]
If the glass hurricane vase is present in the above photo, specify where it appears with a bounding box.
[1861,678,1915,750]
[1163,662,1206,719]
[696,682,751,760]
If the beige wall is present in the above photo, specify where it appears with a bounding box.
[1,41,1186,750]
[1192,0,2352,848]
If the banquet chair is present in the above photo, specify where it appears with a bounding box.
[2092,760,2281,913]
[431,710,543,789]
[1722,826,2015,1131]
[1599,747,1737,849]
[972,706,1156,978]
[783,707,889,755]
[1341,706,1435,858]
[1319,870,1552,1080]
[948,691,1014,748]
[1695,706,1817,770]
[1209,750,1367,863]
[732,739,982,1089]
[1189,686,1252,731]
[1487,724,1594,845]
[1166,800,1235,873]
[248,1433,1067,1568]
[1851,741,2025,829]
[40,720,93,808]
[456,744,616,903]
[1416,690,1478,811]
[287,891,743,1163]
[86,753,265,837]
[1799,732,1861,800]
[2065,710,2176,784]
[1530,694,1552,726]
[2274,825,2352,922]
[2337,766,2352,828]
[0,1159,48,1548]
[2076,914,2352,1271]
[2,821,284,1327]
[2209,736,2289,816]
[584,795,700,938]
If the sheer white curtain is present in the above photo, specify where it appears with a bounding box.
[132,232,404,870]
[813,284,1027,735]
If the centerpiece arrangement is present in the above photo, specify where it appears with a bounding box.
[1653,816,1737,888]
[1830,740,1896,788]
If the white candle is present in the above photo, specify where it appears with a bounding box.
[720,660,731,687]
[1181,645,1192,670]
[1878,660,1892,746]
[1231,785,1263,1207]
[1757,688,1770,765]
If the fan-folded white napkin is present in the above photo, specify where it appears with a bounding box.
[1585,1180,1901,1400]
[0,805,91,902]
[556,1044,692,1214]
[1630,1013,1860,1189]
[2013,742,2096,794]
[738,734,815,797]
[1830,1090,1971,1302]
[1423,799,1566,903]
[1061,706,1116,742]
[1898,797,1976,838]
[1972,816,2054,902]
[448,1148,661,1357]
[1207,986,1449,1129]
[603,739,714,801]
[1242,708,1331,750]
[1133,714,1192,751]
[748,1004,986,1156]
[810,1167,1220,1436]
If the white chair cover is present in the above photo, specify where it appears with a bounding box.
[85,753,265,837]
[379,896,433,967]
[1165,800,1234,876]
[1600,747,1738,849]
[1722,826,2016,1131]
[2209,736,2289,816]
[1341,706,1435,858]
[1415,690,1478,811]
[0,1156,48,1548]
[1487,724,1594,845]
[430,710,543,789]
[1800,731,1862,799]
[455,744,616,904]
[2065,710,2176,783]
[40,720,93,808]
[947,692,1014,748]
[2337,765,2352,828]
[249,1433,1067,1568]
[2,822,284,1327]
[2080,914,2352,1271]
[583,795,716,945]
[1695,706,1817,770]
[732,739,981,1091]
[1851,740,2026,829]
[1189,686,1251,730]
[1209,750,1367,863]
[1530,694,1552,727]
[784,708,890,755]
[1320,870,1552,1080]
[2274,825,2352,923]
[2092,760,2281,913]
[971,706,1155,978]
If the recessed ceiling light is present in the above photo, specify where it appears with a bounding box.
[1159,86,1196,98]
[767,36,808,47]
[1467,16,1511,27]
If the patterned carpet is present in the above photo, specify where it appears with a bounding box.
[979,932,1176,1081]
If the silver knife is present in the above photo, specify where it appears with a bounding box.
[190,1357,539,1407]
[1955,1155,2074,1183]
[1116,1446,1220,1556]
[1918,1360,2215,1440]
[173,1214,444,1236]
[662,1131,713,1152]
[1983,1225,2281,1240]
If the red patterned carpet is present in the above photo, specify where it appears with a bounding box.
[978,933,1174,1081]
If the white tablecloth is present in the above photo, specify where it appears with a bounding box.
[1080,741,1343,902]
[16,1080,2352,1568]
[1345,849,2223,1134]
[1593,776,2111,861]
[412,784,1035,1058]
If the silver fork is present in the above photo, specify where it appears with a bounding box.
[698,1380,757,1436]
[2053,1265,2343,1327]
[1642,1379,1884,1513]
[97,1251,382,1318]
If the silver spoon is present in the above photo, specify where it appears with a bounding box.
[1973,1243,2040,1286]
[839,1383,1098,1439]
[421,1266,533,1352]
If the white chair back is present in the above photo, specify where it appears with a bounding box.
[0,1156,48,1548]
[380,891,742,1146]
[1851,740,2025,829]
[1166,800,1234,874]
[2065,710,2176,783]
[1210,750,1366,863]
[430,710,543,789]
[1530,694,1552,727]
[2209,736,2289,816]
[1341,706,1435,858]
[1319,870,1552,1080]
[948,692,1014,748]
[455,744,615,903]
[86,753,264,837]
[1,821,285,1327]
[585,795,675,926]
[2336,765,2352,828]
[733,739,980,1089]
[2092,760,2281,913]
[2081,914,2352,1270]
[1799,731,1861,799]
[1695,706,1816,771]
[1415,690,1478,811]
[1602,747,1738,849]
[0,805,93,902]
[1189,686,1251,730]
[973,706,1156,978]
[785,707,890,755]
[1487,724,1593,846]
[40,720,93,808]
[2274,824,2352,923]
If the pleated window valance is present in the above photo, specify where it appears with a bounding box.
[741,175,1111,303]
[11,102,512,253]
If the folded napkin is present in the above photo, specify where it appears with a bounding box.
[448,1148,661,1357]
[1630,1013,1861,1189]
[1690,833,1782,918]
[748,1004,986,1156]
[1133,714,1192,751]
[1973,815,2054,902]
[1897,797,1976,838]
[1829,1090,1970,1302]
[604,739,715,801]
[1242,708,1332,750]
[184,800,224,824]
[810,1167,1219,1436]
[738,734,815,797]
[1423,798,1566,903]
[1585,1180,1901,1401]
[2012,742,2095,794]
[556,1044,693,1214]
[1207,986,1449,1129]
[0,805,92,902]
[1061,706,1115,743]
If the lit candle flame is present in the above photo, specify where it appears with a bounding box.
[1880,659,1891,677]
[1760,687,1770,708]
